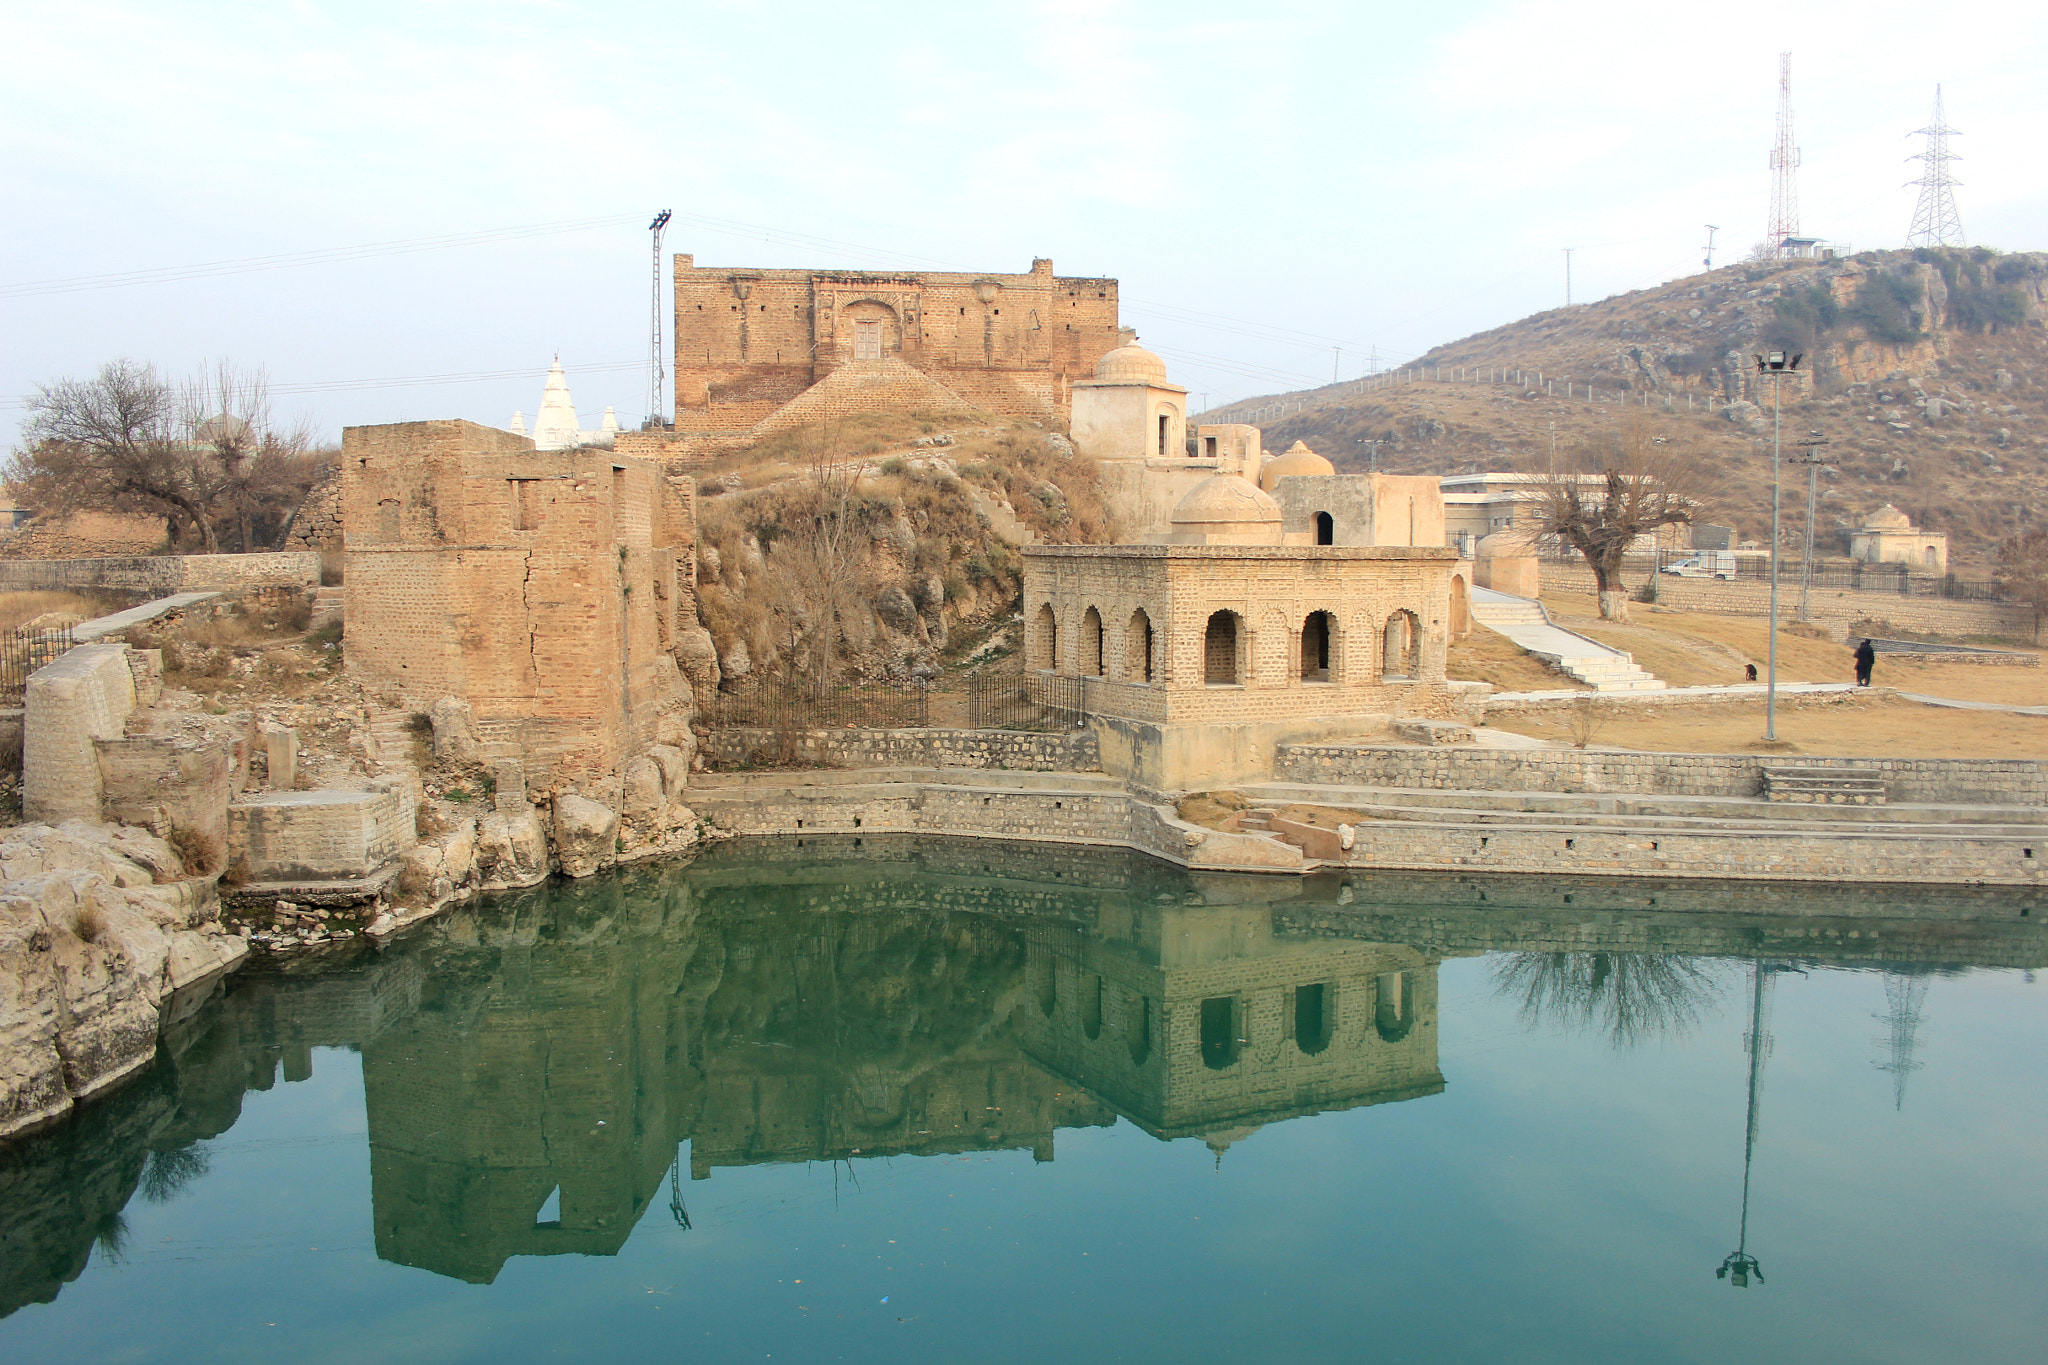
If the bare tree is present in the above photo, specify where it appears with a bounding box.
[1518,422,1703,621]
[11,358,315,553]
[1997,527,2048,638]
[1491,950,1725,1049]
[763,421,867,692]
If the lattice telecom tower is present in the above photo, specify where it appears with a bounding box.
[1767,53,1801,257]
[646,209,672,429]
[1905,86,1965,248]
[1873,971,1930,1111]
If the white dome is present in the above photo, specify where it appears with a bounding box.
[1257,440,1336,491]
[1171,473,1282,526]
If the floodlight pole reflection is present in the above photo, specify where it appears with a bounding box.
[1754,351,1802,742]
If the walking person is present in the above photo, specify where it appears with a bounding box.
[1854,638,1876,687]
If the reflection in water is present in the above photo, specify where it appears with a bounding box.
[1490,951,1724,1049]
[1717,959,1787,1290]
[3,836,2045,1315]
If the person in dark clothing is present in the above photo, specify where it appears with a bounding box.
[1854,638,1876,687]
[1745,663,1759,682]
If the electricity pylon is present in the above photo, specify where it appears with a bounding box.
[1905,86,1965,248]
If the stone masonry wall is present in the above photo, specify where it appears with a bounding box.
[1274,743,2048,807]
[23,644,136,823]
[0,551,318,596]
[698,727,1101,772]
[282,464,342,550]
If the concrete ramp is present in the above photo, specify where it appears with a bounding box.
[1468,587,1665,692]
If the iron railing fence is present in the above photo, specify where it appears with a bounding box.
[1546,548,2007,602]
[968,671,1088,732]
[706,675,929,731]
[0,626,76,702]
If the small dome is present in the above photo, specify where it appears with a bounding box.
[1171,473,1282,525]
[1093,343,1170,384]
[1475,529,1532,558]
[1257,440,1336,491]
[1864,503,1912,530]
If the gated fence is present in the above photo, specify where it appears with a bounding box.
[967,671,1088,732]
[0,626,76,702]
[705,676,929,731]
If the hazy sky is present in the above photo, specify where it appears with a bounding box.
[5,0,2043,442]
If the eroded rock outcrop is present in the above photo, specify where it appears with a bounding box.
[0,822,246,1141]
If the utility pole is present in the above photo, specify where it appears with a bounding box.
[1790,432,1831,620]
[1333,347,1341,382]
[646,209,672,430]
[1767,54,1802,257]
[1906,85,1965,247]
[1703,224,1719,270]
[1717,958,1778,1291]
[1563,247,1574,306]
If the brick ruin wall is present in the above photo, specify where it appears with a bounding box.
[0,510,166,560]
[670,257,1123,431]
[341,420,696,794]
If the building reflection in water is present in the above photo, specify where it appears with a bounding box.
[5,836,2044,1307]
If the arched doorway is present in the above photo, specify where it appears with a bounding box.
[1294,982,1334,1055]
[1081,606,1104,676]
[1300,611,1335,682]
[1200,995,1240,1070]
[1449,573,1470,639]
[1314,511,1334,545]
[1375,971,1414,1042]
[1381,610,1420,680]
[1126,609,1154,682]
[1204,610,1242,684]
[1031,603,1058,672]
[843,300,898,360]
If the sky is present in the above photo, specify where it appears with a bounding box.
[4,0,2044,443]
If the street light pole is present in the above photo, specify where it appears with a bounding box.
[1754,351,1803,743]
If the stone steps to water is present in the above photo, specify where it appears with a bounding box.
[1468,588,1666,692]
[1762,766,1887,805]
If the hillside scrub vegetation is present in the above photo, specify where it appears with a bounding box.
[1228,248,2048,567]
[692,417,1113,688]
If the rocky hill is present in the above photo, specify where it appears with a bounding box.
[1205,248,2048,568]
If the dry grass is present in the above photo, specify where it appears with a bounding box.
[1489,693,2046,759]
[0,590,120,631]
[167,826,223,877]
[1446,622,1588,692]
[72,900,109,944]
[1176,789,1251,829]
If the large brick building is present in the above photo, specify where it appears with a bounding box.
[664,255,1123,440]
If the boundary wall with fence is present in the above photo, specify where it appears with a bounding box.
[0,552,319,596]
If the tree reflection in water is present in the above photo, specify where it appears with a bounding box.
[1490,951,1726,1048]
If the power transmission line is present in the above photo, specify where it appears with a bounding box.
[0,214,643,299]
[1905,85,1965,248]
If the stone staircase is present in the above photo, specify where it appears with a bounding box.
[1762,766,1887,805]
[1467,589,1665,692]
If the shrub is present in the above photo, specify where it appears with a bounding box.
[1851,271,1925,344]
[167,826,224,877]
[73,900,108,944]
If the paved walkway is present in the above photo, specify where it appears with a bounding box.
[72,592,223,642]
[1897,692,2048,717]
[1487,679,2048,718]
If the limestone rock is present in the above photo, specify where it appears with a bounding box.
[1393,718,1474,745]
[551,795,618,878]
[428,697,484,766]
[401,818,478,898]
[621,757,664,822]
[911,572,946,611]
[1724,400,1764,430]
[875,584,920,633]
[719,638,752,682]
[475,810,549,890]
[646,744,692,803]
[675,624,722,694]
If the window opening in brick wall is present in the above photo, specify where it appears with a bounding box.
[1204,435,1217,460]
[1204,610,1242,685]
[1157,413,1169,457]
[1300,611,1334,682]
[509,480,543,532]
[1375,972,1413,1043]
[1295,982,1333,1056]
[1127,609,1154,683]
[1081,606,1104,676]
[1200,996,1240,1070]
[1032,603,1058,672]
[1315,511,1334,545]
[1083,975,1103,1040]
[1126,993,1151,1065]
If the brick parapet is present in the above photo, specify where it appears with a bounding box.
[699,727,1101,772]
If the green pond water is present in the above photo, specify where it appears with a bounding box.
[3,837,2045,1364]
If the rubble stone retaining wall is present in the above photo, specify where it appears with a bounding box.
[699,727,1102,772]
[0,551,319,596]
[1274,744,2048,807]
